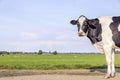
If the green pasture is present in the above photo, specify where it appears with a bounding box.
[0,54,120,69]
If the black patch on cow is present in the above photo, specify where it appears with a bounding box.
[86,19,102,44]
[82,21,88,33]
[110,16,120,47]
[70,20,77,25]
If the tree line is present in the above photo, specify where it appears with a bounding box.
[0,50,58,55]
[0,50,120,55]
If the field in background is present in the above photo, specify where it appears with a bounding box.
[0,54,120,69]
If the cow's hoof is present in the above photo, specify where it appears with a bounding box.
[105,74,111,79]
[111,73,116,78]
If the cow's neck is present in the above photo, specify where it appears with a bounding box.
[86,29,102,44]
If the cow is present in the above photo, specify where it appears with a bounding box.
[70,15,120,78]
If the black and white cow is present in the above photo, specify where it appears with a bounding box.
[70,15,120,78]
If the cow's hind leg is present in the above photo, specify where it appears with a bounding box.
[104,47,112,78]
[111,50,115,77]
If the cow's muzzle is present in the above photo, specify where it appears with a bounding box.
[78,32,86,36]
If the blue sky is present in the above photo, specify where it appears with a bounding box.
[0,0,120,52]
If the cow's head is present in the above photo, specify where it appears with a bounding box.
[70,15,97,37]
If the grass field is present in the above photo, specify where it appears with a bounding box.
[0,54,120,69]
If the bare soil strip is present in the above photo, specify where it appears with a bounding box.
[0,69,106,77]
[0,69,120,80]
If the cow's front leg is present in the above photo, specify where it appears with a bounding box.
[104,47,112,78]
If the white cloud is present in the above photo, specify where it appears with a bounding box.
[20,32,39,40]
[0,30,97,52]
[55,32,74,40]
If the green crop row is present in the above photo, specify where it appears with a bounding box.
[0,54,120,69]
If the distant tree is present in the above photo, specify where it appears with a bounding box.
[6,52,10,55]
[0,51,9,55]
[38,50,43,55]
[49,51,51,54]
[52,51,57,55]
[0,51,3,55]
[115,51,120,54]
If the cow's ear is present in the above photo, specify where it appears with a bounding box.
[87,19,98,29]
[70,20,77,25]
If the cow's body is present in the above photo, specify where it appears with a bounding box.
[94,16,120,53]
[70,15,120,78]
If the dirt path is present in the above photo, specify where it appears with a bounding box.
[0,69,120,80]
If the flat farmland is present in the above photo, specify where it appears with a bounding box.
[0,54,120,69]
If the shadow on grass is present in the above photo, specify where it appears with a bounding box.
[89,66,120,73]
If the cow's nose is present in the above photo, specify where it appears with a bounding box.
[78,32,84,36]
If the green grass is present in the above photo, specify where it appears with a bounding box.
[0,54,120,69]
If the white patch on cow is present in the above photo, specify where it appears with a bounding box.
[78,16,86,36]
[78,16,86,27]
[93,42,104,53]
[98,16,115,47]
[118,24,120,31]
